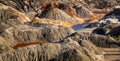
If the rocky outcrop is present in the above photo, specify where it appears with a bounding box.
[92,23,120,35]
[0,1,120,61]
[84,0,119,9]
[74,32,120,48]
[104,8,120,21]
[0,37,13,54]
[0,24,75,46]
[39,8,77,22]
[92,28,107,35]
[85,16,120,29]
[0,39,101,61]
[0,28,104,61]
[0,1,80,20]
[35,7,84,27]
[32,17,77,27]
[76,6,92,18]
[0,3,30,32]
[0,3,30,22]
[0,15,105,61]
[108,26,120,36]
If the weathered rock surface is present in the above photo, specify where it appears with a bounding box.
[32,17,77,27]
[0,3,30,32]
[34,7,83,27]
[0,1,120,61]
[84,10,120,34]
[76,6,92,18]
[91,23,120,35]
[103,8,120,22]
[84,0,119,9]
[0,30,104,61]
[108,26,120,36]
[0,20,105,61]
[0,24,75,46]
[75,32,120,48]
[0,41,92,61]
[0,37,13,54]
[39,8,77,22]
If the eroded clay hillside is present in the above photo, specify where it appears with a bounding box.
[0,0,119,61]
[0,0,108,27]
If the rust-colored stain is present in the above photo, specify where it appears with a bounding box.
[41,1,77,17]
[18,13,31,22]
[13,41,48,49]
[41,1,63,11]
[6,7,30,22]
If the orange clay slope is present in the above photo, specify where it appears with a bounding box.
[41,1,77,17]
[41,1,63,11]
[7,7,31,22]
[13,41,48,49]
[37,7,85,27]
[32,17,84,27]
[0,3,31,22]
